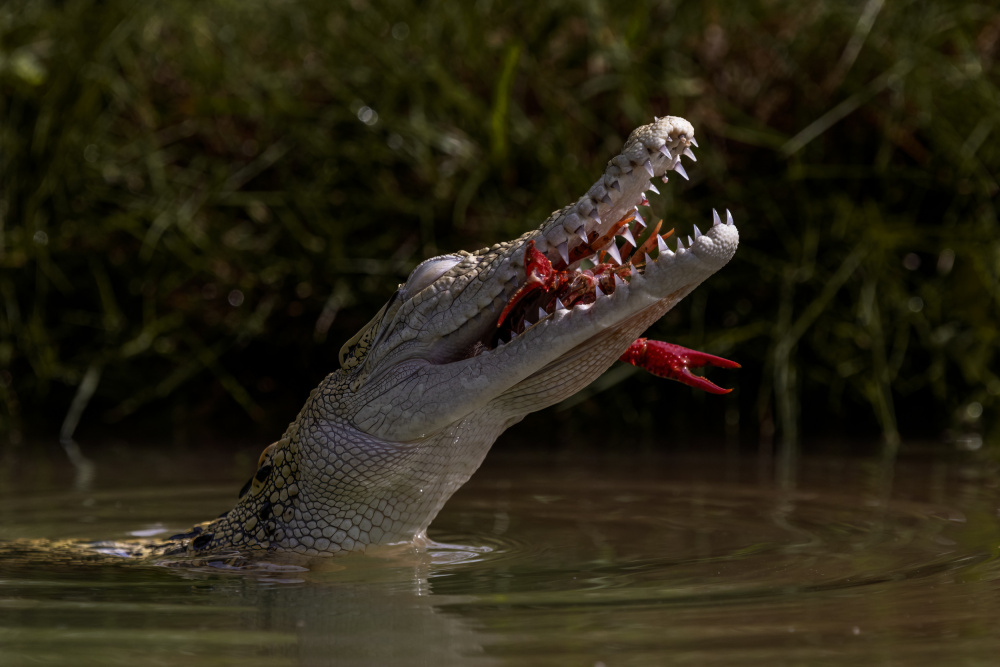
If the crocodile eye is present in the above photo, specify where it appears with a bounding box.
[401,255,463,298]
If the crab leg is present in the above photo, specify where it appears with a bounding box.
[498,241,556,326]
[619,338,740,394]
[631,219,674,264]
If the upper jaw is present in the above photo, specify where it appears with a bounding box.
[530,116,697,267]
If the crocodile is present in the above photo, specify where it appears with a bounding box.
[157,116,739,562]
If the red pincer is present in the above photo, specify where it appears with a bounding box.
[619,338,740,394]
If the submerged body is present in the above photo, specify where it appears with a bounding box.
[159,116,739,559]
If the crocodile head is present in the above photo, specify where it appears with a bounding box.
[171,116,739,559]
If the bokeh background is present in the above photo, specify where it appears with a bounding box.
[3,0,998,462]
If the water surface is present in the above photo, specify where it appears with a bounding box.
[1,446,999,665]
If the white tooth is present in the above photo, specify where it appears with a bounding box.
[629,264,638,277]
[601,194,613,205]
[690,137,699,147]
[713,209,722,227]
[557,242,569,265]
[726,209,735,226]
[676,237,685,250]
[592,212,602,225]
[594,284,605,299]
[538,307,547,321]
[510,330,518,339]
[619,226,636,246]
[693,225,702,239]
[644,159,654,177]
[614,274,625,288]
[656,234,669,255]
[643,253,654,265]
[605,243,622,264]
[648,183,660,195]
[578,227,590,243]
[659,144,672,159]
[674,163,689,181]
[661,174,669,183]
[555,298,567,311]
[653,115,659,121]
[683,147,697,161]
[687,235,694,246]
[633,210,646,227]
[610,179,621,192]
[639,195,650,207]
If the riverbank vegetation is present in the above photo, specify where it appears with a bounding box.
[3,0,998,459]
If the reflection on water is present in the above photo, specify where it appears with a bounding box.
[1,447,999,666]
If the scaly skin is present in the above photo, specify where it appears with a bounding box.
[157,116,739,560]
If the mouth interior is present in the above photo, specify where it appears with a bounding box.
[454,127,725,358]
[489,205,680,347]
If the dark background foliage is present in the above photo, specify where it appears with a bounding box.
[2,0,998,458]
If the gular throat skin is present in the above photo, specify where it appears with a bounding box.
[161,116,740,560]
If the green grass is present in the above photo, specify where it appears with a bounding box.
[2,0,998,456]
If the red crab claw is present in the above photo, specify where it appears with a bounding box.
[498,240,555,326]
[619,338,740,395]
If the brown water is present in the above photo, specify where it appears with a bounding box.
[1,445,999,666]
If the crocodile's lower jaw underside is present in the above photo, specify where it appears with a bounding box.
[155,116,740,561]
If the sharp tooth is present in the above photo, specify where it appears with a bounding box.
[674,163,689,181]
[594,284,605,299]
[510,330,518,339]
[683,147,697,161]
[578,227,590,243]
[648,183,660,195]
[557,242,569,265]
[726,209,735,226]
[643,159,654,177]
[629,264,638,277]
[610,180,620,192]
[656,234,669,255]
[643,252,654,265]
[690,137,699,148]
[614,274,625,287]
[713,209,722,227]
[555,298,567,311]
[653,115,659,121]
[538,307,548,321]
[605,243,622,265]
[676,237,686,250]
[661,174,669,183]
[618,226,636,246]
[659,144,672,159]
[633,210,646,227]
[686,235,694,246]
[693,225,702,239]
[639,195,650,207]
[601,194,613,205]
[592,213,602,225]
